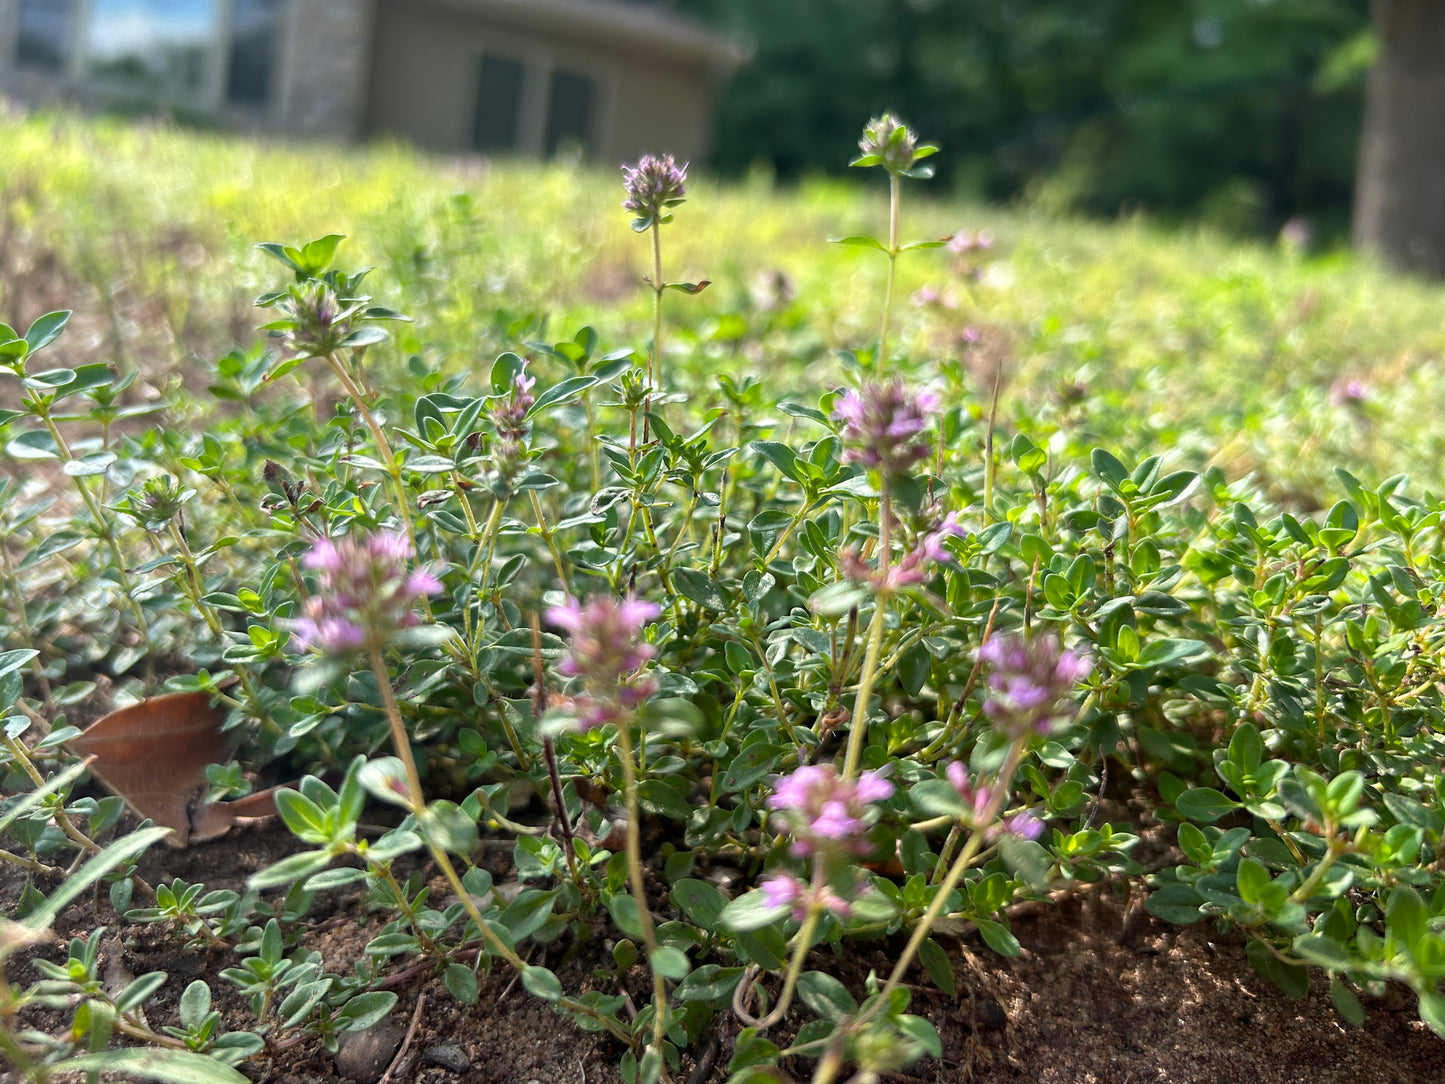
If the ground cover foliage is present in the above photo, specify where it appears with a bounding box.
[0,109,1444,1082]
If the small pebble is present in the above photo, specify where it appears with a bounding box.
[334,1021,404,1084]
[425,1043,471,1072]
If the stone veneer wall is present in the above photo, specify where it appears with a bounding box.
[0,0,378,140]
[275,0,377,139]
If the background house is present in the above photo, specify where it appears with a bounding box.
[0,0,742,163]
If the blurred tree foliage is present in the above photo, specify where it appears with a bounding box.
[670,0,1372,237]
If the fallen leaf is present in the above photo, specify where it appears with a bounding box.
[67,691,274,847]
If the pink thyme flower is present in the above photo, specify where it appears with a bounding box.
[1329,378,1368,409]
[547,595,661,731]
[947,228,994,256]
[838,510,968,592]
[759,872,855,923]
[1001,811,1045,841]
[978,635,1092,738]
[288,530,442,655]
[944,762,993,824]
[768,764,894,857]
[621,154,688,229]
[834,379,940,482]
[489,362,537,470]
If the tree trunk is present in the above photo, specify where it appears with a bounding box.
[1353,0,1445,276]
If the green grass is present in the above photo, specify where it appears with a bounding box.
[2,107,1441,505]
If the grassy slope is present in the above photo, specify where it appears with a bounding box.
[2,108,1442,505]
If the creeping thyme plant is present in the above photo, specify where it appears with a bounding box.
[1,110,1445,1084]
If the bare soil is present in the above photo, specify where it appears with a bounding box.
[5,810,1443,1084]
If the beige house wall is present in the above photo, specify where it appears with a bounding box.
[367,0,716,163]
[0,0,729,161]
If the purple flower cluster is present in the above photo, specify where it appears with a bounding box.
[839,509,967,592]
[621,154,688,229]
[281,284,351,359]
[547,595,660,730]
[288,531,442,655]
[759,872,855,922]
[834,379,940,482]
[947,228,994,256]
[979,635,1092,738]
[1329,377,1368,410]
[490,363,536,468]
[767,764,894,857]
[945,762,1044,840]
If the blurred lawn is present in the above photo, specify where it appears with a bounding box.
[2,108,1441,507]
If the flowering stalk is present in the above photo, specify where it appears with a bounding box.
[547,595,668,1063]
[737,765,894,1030]
[815,636,1089,1081]
[290,534,634,1047]
[622,155,688,436]
[850,114,937,372]
[832,380,942,777]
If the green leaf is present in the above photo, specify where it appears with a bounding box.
[672,568,728,611]
[609,893,647,939]
[1144,883,1206,924]
[650,946,691,980]
[490,351,526,395]
[918,937,955,996]
[670,879,726,928]
[1175,787,1240,823]
[720,889,789,932]
[829,235,887,251]
[637,779,692,820]
[750,440,801,482]
[522,964,563,1001]
[298,234,344,275]
[246,848,333,891]
[975,917,1021,957]
[444,962,479,1004]
[23,310,71,355]
[420,799,479,855]
[500,888,558,940]
[528,375,596,418]
[1293,933,1351,971]
[795,970,856,1022]
[274,789,329,841]
[59,1049,249,1083]
[1236,857,1270,905]
[1325,977,1364,1027]
[337,991,398,1031]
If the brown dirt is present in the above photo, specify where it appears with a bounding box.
[5,814,1443,1084]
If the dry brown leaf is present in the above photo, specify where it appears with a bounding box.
[67,691,275,847]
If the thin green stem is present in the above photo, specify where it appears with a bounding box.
[649,223,664,418]
[827,741,1026,1064]
[877,172,901,371]
[0,539,53,715]
[612,719,670,1064]
[842,484,891,779]
[364,647,635,1048]
[733,859,826,1031]
[322,352,429,619]
[527,489,572,596]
